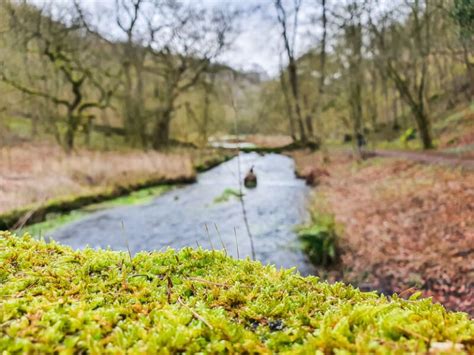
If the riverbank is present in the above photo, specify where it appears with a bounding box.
[1,232,472,353]
[0,143,234,230]
[292,150,474,315]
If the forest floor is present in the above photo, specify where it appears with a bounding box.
[292,150,474,315]
[0,143,230,214]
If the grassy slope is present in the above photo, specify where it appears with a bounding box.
[1,233,473,353]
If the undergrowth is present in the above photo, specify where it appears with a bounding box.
[298,213,339,267]
[1,233,473,353]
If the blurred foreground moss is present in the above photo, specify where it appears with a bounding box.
[1,232,473,353]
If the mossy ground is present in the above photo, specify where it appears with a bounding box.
[1,233,473,353]
[21,185,173,236]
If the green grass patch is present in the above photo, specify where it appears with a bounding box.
[83,185,173,210]
[21,210,89,236]
[1,233,473,353]
[21,185,173,235]
[213,188,243,203]
[0,176,193,231]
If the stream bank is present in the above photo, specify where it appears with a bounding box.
[0,150,235,230]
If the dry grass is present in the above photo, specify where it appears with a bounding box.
[293,150,474,315]
[0,143,194,213]
[245,134,293,148]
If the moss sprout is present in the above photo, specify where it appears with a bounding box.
[1,232,473,353]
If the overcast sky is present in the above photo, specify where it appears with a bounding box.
[30,0,322,76]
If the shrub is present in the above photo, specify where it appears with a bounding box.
[399,128,417,143]
[1,232,473,353]
[298,213,339,266]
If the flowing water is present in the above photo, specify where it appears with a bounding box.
[50,153,315,274]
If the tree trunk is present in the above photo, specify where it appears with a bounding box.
[288,60,307,142]
[461,41,474,100]
[280,73,296,141]
[201,89,211,146]
[84,117,93,147]
[152,111,172,149]
[413,106,433,149]
[370,66,378,131]
[305,113,314,139]
[65,112,77,152]
[392,94,400,130]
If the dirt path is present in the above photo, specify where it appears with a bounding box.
[370,149,474,170]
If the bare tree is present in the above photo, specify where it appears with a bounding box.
[369,0,434,149]
[344,8,363,145]
[115,0,148,147]
[184,71,217,146]
[303,0,328,147]
[275,0,307,143]
[452,0,474,99]
[142,2,233,149]
[279,53,297,140]
[0,2,119,151]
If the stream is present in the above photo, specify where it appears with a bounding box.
[50,153,315,275]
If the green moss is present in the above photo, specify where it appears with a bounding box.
[0,177,192,231]
[21,210,90,236]
[84,185,173,210]
[194,152,235,172]
[1,233,473,353]
[213,188,243,203]
[22,186,173,235]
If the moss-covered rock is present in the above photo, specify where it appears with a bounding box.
[1,232,473,353]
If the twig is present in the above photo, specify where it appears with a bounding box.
[395,325,429,343]
[177,297,213,329]
[187,276,251,289]
[187,277,231,288]
[13,197,48,231]
[120,220,133,262]
[227,76,256,260]
[167,276,173,304]
[236,152,256,260]
[204,223,215,250]
[214,223,227,256]
[234,227,240,259]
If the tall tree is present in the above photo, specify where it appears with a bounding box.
[370,0,434,149]
[144,2,232,148]
[0,2,118,151]
[115,0,148,147]
[452,0,474,99]
[344,4,364,144]
[275,0,307,143]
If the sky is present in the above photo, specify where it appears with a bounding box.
[31,0,321,77]
[29,0,402,76]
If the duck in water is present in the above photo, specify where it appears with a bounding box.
[244,166,257,188]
